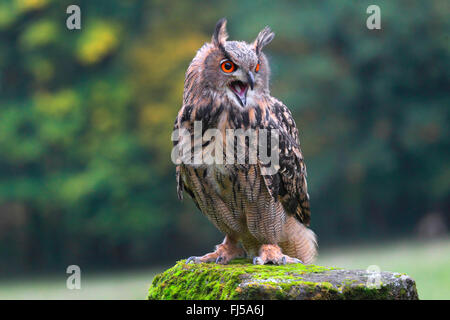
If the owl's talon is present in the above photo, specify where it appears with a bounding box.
[186,256,202,264]
[254,244,304,265]
[279,256,302,265]
[186,236,245,265]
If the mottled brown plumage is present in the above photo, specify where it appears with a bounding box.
[173,18,317,265]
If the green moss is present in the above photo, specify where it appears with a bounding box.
[341,283,391,300]
[148,259,334,300]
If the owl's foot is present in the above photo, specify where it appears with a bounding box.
[186,236,245,265]
[253,244,303,265]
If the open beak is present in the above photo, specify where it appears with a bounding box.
[229,71,255,107]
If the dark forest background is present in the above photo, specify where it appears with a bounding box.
[0,0,448,274]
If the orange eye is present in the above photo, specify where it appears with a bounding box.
[255,63,260,73]
[221,60,235,73]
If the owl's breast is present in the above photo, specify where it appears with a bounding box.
[201,163,263,215]
[201,164,237,201]
[184,163,263,219]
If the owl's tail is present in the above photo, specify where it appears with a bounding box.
[279,216,318,264]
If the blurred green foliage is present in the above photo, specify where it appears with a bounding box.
[0,0,448,272]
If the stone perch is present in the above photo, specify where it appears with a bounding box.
[148,259,418,300]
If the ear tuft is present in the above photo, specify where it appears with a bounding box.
[253,26,275,55]
[212,18,228,46]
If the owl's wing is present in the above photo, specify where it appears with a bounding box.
[173,113,184,201]
[259,100,311,226]
[173,105,199,208]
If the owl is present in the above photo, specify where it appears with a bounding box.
[173,18,317,265]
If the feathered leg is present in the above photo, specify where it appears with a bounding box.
[278,216,317,264]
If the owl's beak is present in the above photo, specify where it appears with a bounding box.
[246,71,255,90]
[229,71,254,107]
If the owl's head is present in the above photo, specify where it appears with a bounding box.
[190,18,275,107]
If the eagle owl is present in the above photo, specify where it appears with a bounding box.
[173,18,317,265]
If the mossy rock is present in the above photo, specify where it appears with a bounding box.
[148,259,418,300]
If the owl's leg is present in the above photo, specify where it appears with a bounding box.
[253,244,302,265]
[186,235,245,265]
